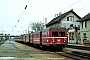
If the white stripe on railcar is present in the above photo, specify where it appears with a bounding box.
[33,40,40,41]
[42,37,67,38]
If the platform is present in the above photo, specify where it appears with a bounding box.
[0,40,68,60]
[0,40,38,60]
[67,43,90,51]
[68,43,90,47]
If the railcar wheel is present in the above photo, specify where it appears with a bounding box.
[42,45,47,50]
[59,46,63,51]
[50,46,55,51]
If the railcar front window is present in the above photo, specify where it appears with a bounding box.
[52,32,58,37]
[59,32,65,37]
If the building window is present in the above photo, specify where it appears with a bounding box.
[83,33,86,36]
[83,33,87,40]
[67,16,74,21]
[69,32,74,40]
[82,21,87,28]
[70,24,73,27]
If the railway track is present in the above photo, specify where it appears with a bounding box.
[31,45,90,60]
[18,42,90,60]
[55,49,90,60]
[67,45,90,51]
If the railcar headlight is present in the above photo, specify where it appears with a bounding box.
[47,40,49,42]
[64,39,66,42]
[57,39,60,42]
[52,39,54,43]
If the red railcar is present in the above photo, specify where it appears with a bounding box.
[22,34,26,43]
[15,35,23,42]
[33,31,42,46]
[29,27,68,50]
[41,27,68,50]
[16,27,68,50]
[19,35,23,42]
[30,33,34,43]
[25,34,29,43]
[21,34,30,43]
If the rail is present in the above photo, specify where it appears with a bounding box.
[56,50,90,60]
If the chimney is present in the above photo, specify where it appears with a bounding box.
[55,14,57,17]
[59,12,62,16]
[45,18,47,25]
[57,14,58,17]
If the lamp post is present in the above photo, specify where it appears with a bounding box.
[23,30,26,34]
[28,26,29,34]
[27,23,31,34]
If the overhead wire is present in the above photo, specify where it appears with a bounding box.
[12,0,25,32]
[60,0,82,12]
[47,0,82,19]
[32,0,82,23]
[0,23,13,34]
[12,0,83,33]
[36,0,60,20]
[76,2,90,11]
[12,0,30,32]
[13,0,58,32]
[0,23,12,28]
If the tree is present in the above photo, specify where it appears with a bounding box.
[30,21,45,32]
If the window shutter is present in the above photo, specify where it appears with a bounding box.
[82,22,83,28]
[85,21,87,28]
[67,17,69,21]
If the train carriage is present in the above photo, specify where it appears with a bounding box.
[19,35,23,42]
[22,34,26,43]
[25,34,29,43]
[21,34,29,43]
[15,35,23,42]
[30,33,34,43]
[41,27,68,50]
[15,37,20,42]
[33,31,42,46]
[15,27,68,51]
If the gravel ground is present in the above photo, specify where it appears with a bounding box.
[0,41,73,60]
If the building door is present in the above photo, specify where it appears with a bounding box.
[69,32,74,43]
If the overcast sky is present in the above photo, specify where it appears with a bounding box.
[0,0,90,35]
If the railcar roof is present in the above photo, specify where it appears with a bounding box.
[28,27,67,34]
[42,27,67,31]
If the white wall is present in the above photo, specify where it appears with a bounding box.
[80,20,90,43]
[61,12,80,29]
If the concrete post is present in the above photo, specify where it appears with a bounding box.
[75,31,78,44]
[68,32,69,43]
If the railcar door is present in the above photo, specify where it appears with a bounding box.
[51,31,58,43]
[29,34,30,43]
[42,30,49,45]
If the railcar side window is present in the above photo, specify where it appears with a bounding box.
[52,32,58,37]
[42,32,46,37]
[59,32,65,37]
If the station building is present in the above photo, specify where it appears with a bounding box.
[77,12,90,44]
[46,9,81,44]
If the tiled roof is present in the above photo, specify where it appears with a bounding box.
[46,9,81,27]
[77,12,90,22]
